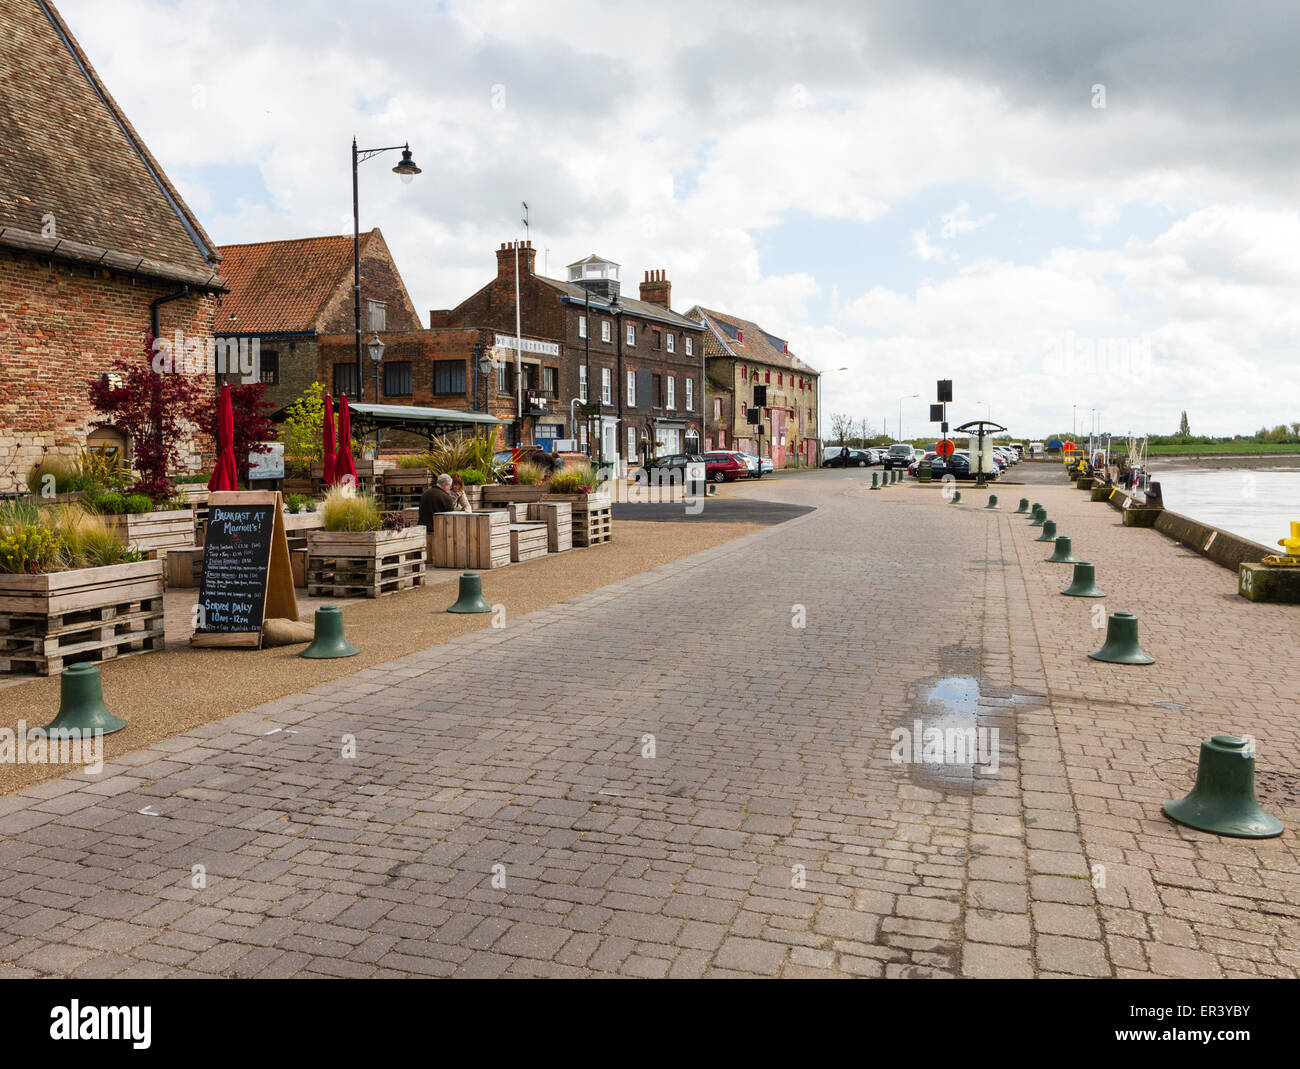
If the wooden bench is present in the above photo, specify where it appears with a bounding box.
[509,522,549,563]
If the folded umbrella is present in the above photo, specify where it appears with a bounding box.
[207,383,238,492]
[335,396,358,486]
[322,392,337,486]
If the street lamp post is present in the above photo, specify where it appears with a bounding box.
[352,138,420,402]
[367,334,384,453]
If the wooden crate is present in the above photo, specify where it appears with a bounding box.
[381,468,431,511]
[524,502,572,553]
[166,547,205,588]
[429,511,510,570]
[0,560,165,675]
[509,523,549,563]
[566,492,613,547]
[102,509,196,556]
[306,526,427,598]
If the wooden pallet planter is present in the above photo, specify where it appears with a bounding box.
[101,509,196,556]
[381,468,431,511]
[305,526,427,598]
[283,511,325,535]
[0,560,165,675]
[428,511,511,570]
[542,491,612,547]
[523,502,572,553]
[509,523,549,563]
[483,484,548,507]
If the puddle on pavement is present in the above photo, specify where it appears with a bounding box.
[893,647,1046,795]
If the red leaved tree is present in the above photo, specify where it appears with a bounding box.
[88,330,206,501]
[196,380,279,485]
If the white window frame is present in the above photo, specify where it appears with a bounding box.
[686,378,694,411]
[578,315,587,339]
[666,333,675,353]
[579,365,588,402]
[686,337,693,357]
[601,367,611,404]
[601,320,611,343]
[627,369,636,407]
[667,376,676,410]
[626,323,635,346]
[628,427,637,462]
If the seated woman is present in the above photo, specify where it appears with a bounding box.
[449,473,472,512]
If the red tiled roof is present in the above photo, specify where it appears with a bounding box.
[0,0,219,276]
[216,232,372,334]
[687,306,819,375]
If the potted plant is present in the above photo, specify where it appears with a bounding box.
[305,486,425,597]
[0,502,163,675]
[85,489,195,556]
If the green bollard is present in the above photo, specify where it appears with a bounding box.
[1034,519,1058,543]
[447,571,492,614]
[300,605,360,658]
[871,472,879,490]
[1061,561,1105,597]
[1046,535,1079,563]
[985,495,999,510]
[1029,506,1046,527]
[894,470,901,484]
[1014,498,1030,514]
[1088,610,1154,665]
[950,490,962,504]
[1162,735,1283,839]
[42,664,126,737]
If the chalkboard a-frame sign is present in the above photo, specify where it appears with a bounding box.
[191,491,298,648]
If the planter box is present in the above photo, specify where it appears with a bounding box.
[0,559,165,675]
[176,485,210,505]
[310,459,376,488]
[483,484,548,506]
[102,509,196,556]
[283,510,325,534]
[429,511,510,570]
[542,491,611,546]
[306,526,426,598]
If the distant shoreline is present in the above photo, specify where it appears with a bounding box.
[1149,453,1300,471]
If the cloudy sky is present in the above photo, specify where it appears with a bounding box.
[60,0,1300,440]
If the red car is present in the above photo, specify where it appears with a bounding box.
[702,451,750,482]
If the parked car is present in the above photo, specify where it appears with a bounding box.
[633,453,705,483]
[909,451,940,476]
[821,448,873,467]
[883,444,918,470]
[930,451,999,480]
[702,451,751,482]
[738,452,774,475]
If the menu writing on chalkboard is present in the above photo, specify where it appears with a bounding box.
[197,504,274,634]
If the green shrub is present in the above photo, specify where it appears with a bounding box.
[548,462,600,493]
[456,469,486,486]
[122,493,153,514]
[0,525,62,574]
[321,486,382,532]
[283,494,316,514]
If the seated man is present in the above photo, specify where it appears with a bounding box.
[418,473,457,528]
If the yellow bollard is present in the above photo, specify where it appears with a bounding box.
[1278,522,1300,556]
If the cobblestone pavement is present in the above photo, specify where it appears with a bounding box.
[0,468,1294,977]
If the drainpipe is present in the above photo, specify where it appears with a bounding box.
[150,285,189,341]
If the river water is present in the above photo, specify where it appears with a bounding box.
[1148,467,1300,551]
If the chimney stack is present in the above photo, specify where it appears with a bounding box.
[496,240,536,281]
[639,268,672,309]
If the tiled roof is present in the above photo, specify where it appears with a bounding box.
[538,277,702,331]
[0,0,220,277]
[687,306,819,375]
[216,232,372,334]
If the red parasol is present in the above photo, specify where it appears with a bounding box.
[322,392,337,486]
[335,396,358,486]
[207,383,239,491]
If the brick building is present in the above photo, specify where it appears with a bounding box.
[434,242,706,470]
[0,0,225,492]
[685,306,820,467]
[215,229,421,412]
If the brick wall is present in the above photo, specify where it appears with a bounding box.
[0,255,216,492]
[317,230,422,335]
